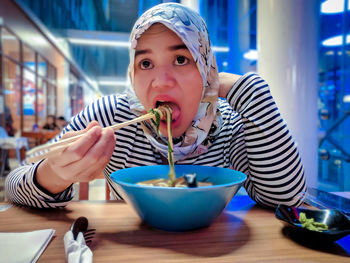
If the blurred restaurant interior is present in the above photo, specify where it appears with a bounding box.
[0,0,349,200]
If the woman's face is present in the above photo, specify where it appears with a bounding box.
[133,24,203,138]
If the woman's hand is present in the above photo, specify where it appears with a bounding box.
[36,121,116,194]
[218,72,241,98]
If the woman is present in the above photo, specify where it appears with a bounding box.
[5,3,306,208]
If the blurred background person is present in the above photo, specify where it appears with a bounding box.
[42,115,59,131]
[4,105,15,137]
[56,116,68,130]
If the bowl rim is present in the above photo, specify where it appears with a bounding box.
[110,165,247,190]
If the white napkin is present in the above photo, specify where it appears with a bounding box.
[64,230,93,263]
[0,204,13,212]
[0,229,55,263]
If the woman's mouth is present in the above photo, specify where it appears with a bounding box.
[155,101,181,124]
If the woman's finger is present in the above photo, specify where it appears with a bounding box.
[49,125,103,166]
[56,128,115,178]
[73,145,114,182]
[82,137,115,181]
[60,121,100,140]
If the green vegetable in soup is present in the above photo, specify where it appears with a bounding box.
[147,106,176,186]
[163,105,175,186]
[144,106,212,188]
[148,108,161,136]
[299,212,328,232]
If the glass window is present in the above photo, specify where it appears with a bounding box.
[75,84,84,114]
[48,63,57,85]
[22,68,36,131]
[69,72,78,115]
[37,77,47,128]
[1,27,20,61]
[318,3,350,191]
[69,72,84,116]
[2,57,21,136]
[47,84,56,116]
[22,44,35,72]
[37,54,48,77]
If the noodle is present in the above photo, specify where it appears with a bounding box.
[163,105,176,186]
[137,106,212,187]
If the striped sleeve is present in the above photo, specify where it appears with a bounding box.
[5,161,74,208]
[226,72,307,208]
[5,94,120,208]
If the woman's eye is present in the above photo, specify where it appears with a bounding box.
[175,56,189,66]
[139,60,153,70]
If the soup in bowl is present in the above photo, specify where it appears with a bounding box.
[110,165,247,231]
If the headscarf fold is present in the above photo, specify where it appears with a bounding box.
[126,3,221,162]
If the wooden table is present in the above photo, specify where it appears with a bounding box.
[21,130,60,147]
[0,196,349,262]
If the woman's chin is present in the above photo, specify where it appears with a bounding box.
[158,125,185,139]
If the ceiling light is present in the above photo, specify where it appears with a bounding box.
[344,95,350,103]
[68,38,130,48]
[243,49,258,60]
[322,35,350,46]
[2,34,17,40]
[98,81,128,86]
[68,37,229,53]
[212,46,229,52]
[325,50,335,55]
[321,0,350,14]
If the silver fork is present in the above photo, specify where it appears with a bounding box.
[71,216,96,246]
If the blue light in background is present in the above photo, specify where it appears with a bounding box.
[321,0,350,14]
[243,49,258,60]
[322,35,350,46]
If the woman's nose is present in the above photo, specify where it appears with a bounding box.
[151,67,176,89]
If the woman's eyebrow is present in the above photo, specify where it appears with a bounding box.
[135,44,188,57]
[169,44,188,51]
[135,49,150,57]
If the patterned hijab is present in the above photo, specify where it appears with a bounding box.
[126,3,221,162]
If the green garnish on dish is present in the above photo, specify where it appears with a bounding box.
[299,212,328,232]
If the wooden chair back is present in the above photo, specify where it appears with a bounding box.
[79,182,111,200]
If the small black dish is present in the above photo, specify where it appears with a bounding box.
[275,205,350,242]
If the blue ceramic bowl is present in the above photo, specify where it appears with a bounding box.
[110,165,247,231]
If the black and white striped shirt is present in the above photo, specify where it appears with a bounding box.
[5,73,306,208]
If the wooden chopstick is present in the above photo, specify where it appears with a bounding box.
[26,142,75,163]
[26,112,159,163]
